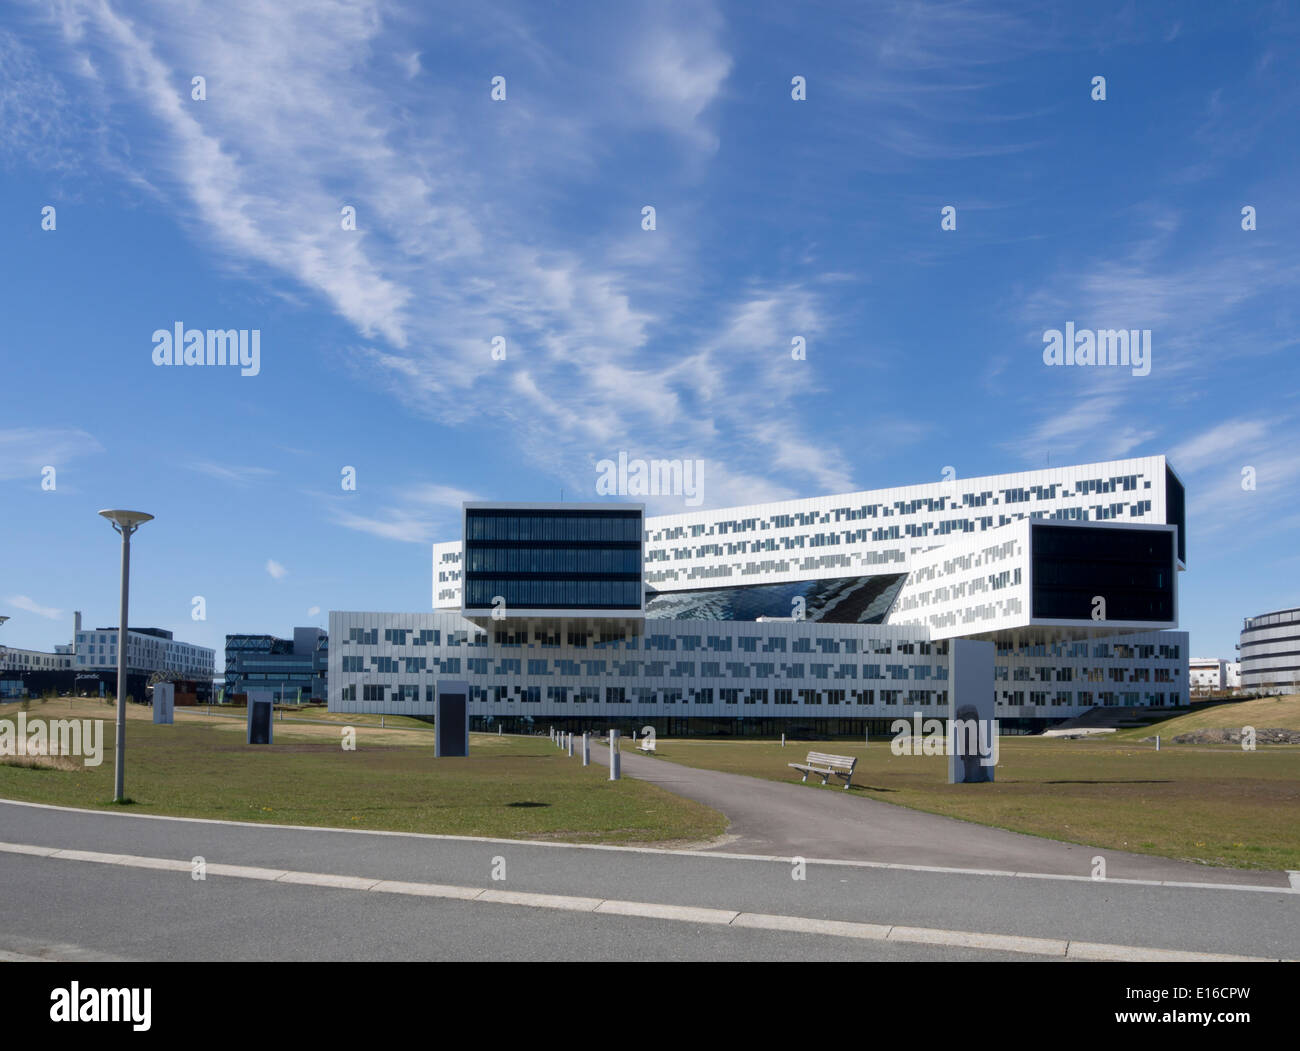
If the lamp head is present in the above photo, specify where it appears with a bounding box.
[98,509,154,534]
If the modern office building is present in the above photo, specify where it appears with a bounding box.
[225,627,328,704]
[332,456,1190,733]
[0,645,74,673]
[0,643,75,699]
[1238,607,1300,694]
[75,624,214,691]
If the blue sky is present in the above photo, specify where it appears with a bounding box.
[1,0,1297,664]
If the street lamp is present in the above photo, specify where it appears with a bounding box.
[98,509,153,803]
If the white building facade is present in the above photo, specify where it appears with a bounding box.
[335,458,1189,733]
[75,626,215,680]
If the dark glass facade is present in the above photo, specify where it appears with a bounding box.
[1031,524,1174,622]
[463,507,643,611]
[644,574,908,623]
[1165,465,1186,564]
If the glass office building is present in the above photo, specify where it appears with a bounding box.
[462,504,643,615]
[334,456,1190,734]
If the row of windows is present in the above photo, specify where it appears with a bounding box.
[644,473,1152,543]
[646,506,1155,557]
[466,512,641,543]
[464,580,641,609]
[998,690,1174,707]
[465,547,640,574]
[337,684,954,706]
[337,657,957,680]
[338,684,1176,708]
[342,626,953,655]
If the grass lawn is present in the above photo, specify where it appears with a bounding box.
[1112,693,1300,738]
[0,698,724,846]
[638,705,1300,871]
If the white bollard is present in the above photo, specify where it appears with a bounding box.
[781,732,786,748]
[567,732,574,757]
[1155,735,1160,751]
[609,729,621,780]
[582,732,590,766]
[498,725,502,736]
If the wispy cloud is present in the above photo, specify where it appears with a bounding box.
[5,595,63,620]
[19,0,861,511]
[328,479,480,544]
[0,427,103,481]
[190,461,276,485]
[265,559,287,580]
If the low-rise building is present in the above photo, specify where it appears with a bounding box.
[225,627,328,704]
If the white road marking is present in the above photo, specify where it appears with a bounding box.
[0,840,1282,962]
[2,798,1292,895]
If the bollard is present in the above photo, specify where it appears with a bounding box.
[609,729,620,780]
[567,732,574,757]
[498,725,502,736]
[781,732,785,748]
[381,715,384,728]
[1155,735,1160,751]
[582,732,590,766]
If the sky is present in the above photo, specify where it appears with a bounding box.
[1,0,1297,666]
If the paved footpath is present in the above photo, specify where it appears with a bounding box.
[593,740,1293,888]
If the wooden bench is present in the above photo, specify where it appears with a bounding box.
[788,751,857,789]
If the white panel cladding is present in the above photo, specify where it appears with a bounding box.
[887,520,1030,640]
[330,611,946,717]
[432,541,462,609]
[327,612,1189,719]
[430,456,1168,607]
[995,630,1188,713]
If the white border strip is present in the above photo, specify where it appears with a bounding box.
[0,841,1280,963]
[1,797,1292,896]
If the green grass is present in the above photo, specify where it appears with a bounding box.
[1112,693,1300,740]
[0,698,724,846]
[640,729,1300,871]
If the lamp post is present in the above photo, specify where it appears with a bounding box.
[98,509,153,803]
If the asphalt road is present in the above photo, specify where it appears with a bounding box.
[1,800,1295,961]
[594,740,1292,887]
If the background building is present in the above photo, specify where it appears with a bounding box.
[0,643,74,699]
[75,614,216,702]
[225,627,328,704]
[333,458,1191,734]
[1238,607,1300,694]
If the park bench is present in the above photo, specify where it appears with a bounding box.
[788,750,857,789]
